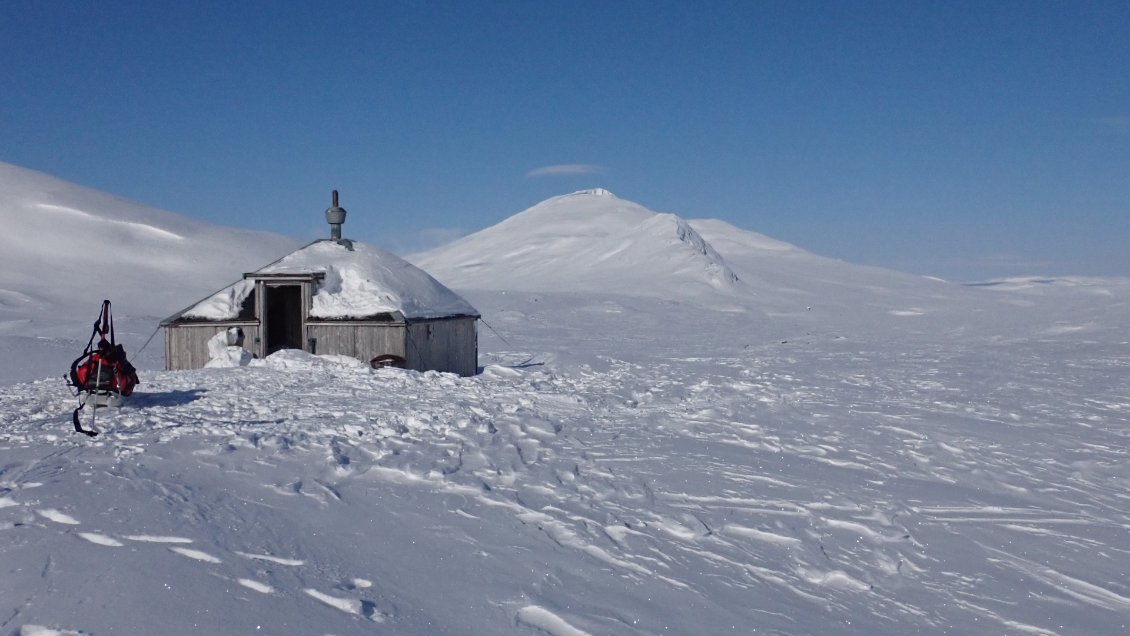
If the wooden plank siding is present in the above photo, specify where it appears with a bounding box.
[305,322,406,363]
[166,319,477,375]
[406,318,478,376]
[164,322,259,370]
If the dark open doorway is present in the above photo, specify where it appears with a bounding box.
[265,285,304,354]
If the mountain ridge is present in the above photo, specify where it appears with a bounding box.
[412,189,956,315]
[412,189,749,306]
[0,160,301,323]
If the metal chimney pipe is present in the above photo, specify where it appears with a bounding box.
[325,190,347,242]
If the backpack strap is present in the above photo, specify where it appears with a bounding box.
[71,404,98,437]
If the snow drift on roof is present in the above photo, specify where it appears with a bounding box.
[182,240,478,321]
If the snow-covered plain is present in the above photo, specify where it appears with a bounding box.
[2,180,1130,635]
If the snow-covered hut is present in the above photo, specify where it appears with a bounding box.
[161,193,479,375]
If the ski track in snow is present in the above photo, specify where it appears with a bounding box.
[2,291,1130,634]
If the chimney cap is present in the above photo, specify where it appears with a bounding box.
[325,189,347,241]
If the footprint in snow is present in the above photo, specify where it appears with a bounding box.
[124,535,194,544]
[77,532,123,547]
[304,588,385,622]
[515,605,592,636]
[231,551,305,596]
[37,511,379,623]
[71,533,277,597]
[26,514,325,608]
[237,578,274,594]
[78,533,198,549]
[169,547,222,564]
[19,625,91,636]
[235,551,305,566]
[36,509,80,525]
[348,578,373,590]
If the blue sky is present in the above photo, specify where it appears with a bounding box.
[1,1,1127,281]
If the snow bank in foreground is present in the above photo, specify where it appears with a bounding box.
[2,289,1129,635]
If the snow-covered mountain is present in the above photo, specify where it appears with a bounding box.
[0,161,301,380]
[3,166,1130,635]
[0,161,300,322]
[413,189,745,306]
[413,189,958,319]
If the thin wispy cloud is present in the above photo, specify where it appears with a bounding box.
[526,164,606,178]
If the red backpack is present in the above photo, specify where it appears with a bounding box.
[67,300,139,436]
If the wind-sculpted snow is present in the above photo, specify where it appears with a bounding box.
[2,290,1129,635]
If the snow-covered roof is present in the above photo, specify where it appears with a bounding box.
[174,240,478,322]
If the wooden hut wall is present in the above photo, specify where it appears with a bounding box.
[165,323,260,370]
[305,322,406,363]
[405,318,478,376]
